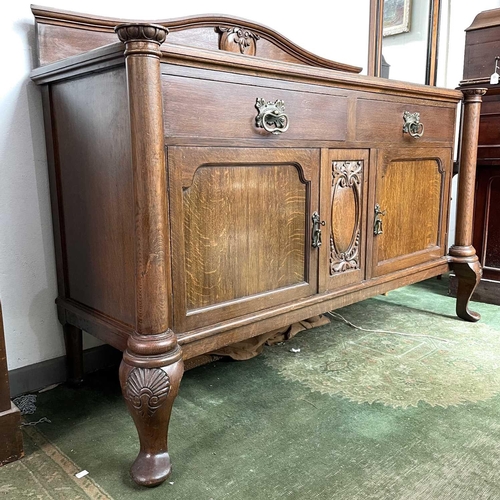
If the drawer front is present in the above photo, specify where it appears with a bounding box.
[162,74,348,142]
[355,98,456,145]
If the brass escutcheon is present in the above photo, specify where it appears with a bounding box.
[312,211,325,248]
[373,204,386,235]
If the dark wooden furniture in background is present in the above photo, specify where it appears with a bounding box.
[30,5,484,487]
[0,302,23,466]
[453,8,500,306]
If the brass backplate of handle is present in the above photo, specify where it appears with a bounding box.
[402,111,424,138]
[312,211,325,248]
[255,98,289,135]
[373,204,386,235]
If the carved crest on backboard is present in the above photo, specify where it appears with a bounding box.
[216,26,260,55]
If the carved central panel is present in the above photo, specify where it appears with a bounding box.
[330,161,362,275]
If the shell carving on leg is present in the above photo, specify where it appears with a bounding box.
[125,367,171,417]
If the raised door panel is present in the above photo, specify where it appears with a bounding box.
[319,149,369,292]
[370,148,452,277]
[169,147,319,332]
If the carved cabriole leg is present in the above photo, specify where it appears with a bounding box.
[120,333,183,486]
[448,88,487,322]
[115,23,184,486]
[453,259,482,322]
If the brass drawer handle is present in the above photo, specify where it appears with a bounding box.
[403,111,424,138]
[373,204,386,235]
[255,98,289,135]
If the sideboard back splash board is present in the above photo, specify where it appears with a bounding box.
[31,4,362,72]
[30,5,485,488]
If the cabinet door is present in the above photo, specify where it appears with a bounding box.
[370,147,452,277]
[319,149,369,292]
[168,147,319,332]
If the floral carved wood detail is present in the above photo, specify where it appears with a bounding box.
[125,367,171,418]
[216,26,260,55]
[330,160,363,275]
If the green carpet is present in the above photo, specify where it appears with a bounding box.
[2,275,500,499]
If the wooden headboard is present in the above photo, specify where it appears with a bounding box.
[32,5,362,73]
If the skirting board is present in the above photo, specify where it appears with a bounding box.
[8,345,122,398]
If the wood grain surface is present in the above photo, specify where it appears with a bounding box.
[162,73,348,142]
[51,68,135,326]
[355,98,455,144]
[183,164,306,309]
[372,147,451,277]
[169,147,319,332]
[378,159,441,261]
[32,5,361,73]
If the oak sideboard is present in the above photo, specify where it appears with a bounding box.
[30,5,485,486]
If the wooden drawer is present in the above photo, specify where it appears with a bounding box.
[355,98,455,145]
[162,74,348,142]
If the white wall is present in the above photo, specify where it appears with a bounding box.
[2,4,64,370]
[1,1,370,371]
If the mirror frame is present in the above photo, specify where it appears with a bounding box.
[368,0,441,85]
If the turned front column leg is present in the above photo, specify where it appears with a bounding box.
[448,88,486,321]
[115,22,182,486]
[120,332,183,486]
